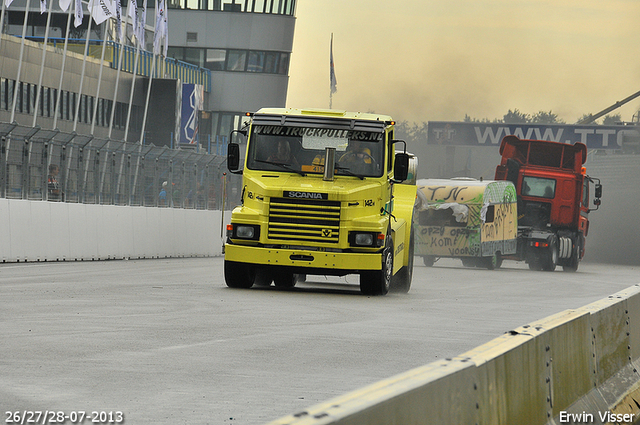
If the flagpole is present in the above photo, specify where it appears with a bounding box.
[123,0,145,142]
[329,33,332,109]
[73,4,93,131]
[32,0,55,127]
[90,18,111,134]
[123,30,141,142]
[0,1,7,51]
[108,0,129,139]
[52,5,73,129]
[10,0,31,122]
[329,32,337,110]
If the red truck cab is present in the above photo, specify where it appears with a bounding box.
[495,135,602,271]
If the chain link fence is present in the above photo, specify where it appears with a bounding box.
[0,122,241,210]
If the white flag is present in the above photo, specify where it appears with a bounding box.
[59,0,72,12]
[330,33,337,94]
[89,0,115,24]
[152,0,165,55]
[40,0,47,13]
[138,0,146,47]
[74,0,83,27]
[115,0,122,42]
[162,1,168,57]
[128,0,138,42]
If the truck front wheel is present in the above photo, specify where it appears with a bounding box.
[273,270,298,288]
[392,227,414,293]
[360,237,393,296]
[563,237,581,272]
[541,236,558,272]
[224,260,255,288]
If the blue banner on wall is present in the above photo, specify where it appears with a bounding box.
[180,84,204,145]
[427,121,640,149]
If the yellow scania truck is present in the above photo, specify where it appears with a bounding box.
[224,108,417,295]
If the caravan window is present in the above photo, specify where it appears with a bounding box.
[419,208,467,227]
[484,205,495,223]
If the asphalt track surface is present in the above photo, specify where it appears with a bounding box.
[1,257,638,424]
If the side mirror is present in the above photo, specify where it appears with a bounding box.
[228,143,240,171]
[594,183,602,199]
[393,152,409,182]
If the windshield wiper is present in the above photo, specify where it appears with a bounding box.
[335,163,365,180]
[255,159,306,176]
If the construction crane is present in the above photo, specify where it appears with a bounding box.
[576,90,640,124]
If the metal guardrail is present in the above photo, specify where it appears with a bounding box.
[0,121,238,209]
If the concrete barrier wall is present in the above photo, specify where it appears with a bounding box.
[0,199,231,262]
[266,286,640,425]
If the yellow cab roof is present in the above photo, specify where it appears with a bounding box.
[255,107,394,123]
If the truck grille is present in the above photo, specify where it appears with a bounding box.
[268,197,341,244]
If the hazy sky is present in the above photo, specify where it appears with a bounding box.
[286,0,640,125]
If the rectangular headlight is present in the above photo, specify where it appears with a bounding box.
[355,233,374,246]
[236,225,256,239]
[350,232,381,247]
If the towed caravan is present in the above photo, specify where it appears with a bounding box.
[414,178,517,269]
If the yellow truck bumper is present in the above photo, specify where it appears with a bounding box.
[224,244,382,271]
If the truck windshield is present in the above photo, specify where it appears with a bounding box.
[246,125,385,178]
[522,176,556,199]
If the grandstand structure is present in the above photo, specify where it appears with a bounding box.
[0,0,296,207]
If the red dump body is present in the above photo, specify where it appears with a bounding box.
[495,135,589,233]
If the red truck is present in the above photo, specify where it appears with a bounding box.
[494,135,602,271]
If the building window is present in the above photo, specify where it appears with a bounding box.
[226,50,247,71]
[167,47,184,61]
[173,47,289,75]
[185,47,205,68]
[278,52,289,74]
[253,0,264,12]
[205,49,226,71]
[247,51,264,72]
[263,51,278,73]
[1,78,6,110]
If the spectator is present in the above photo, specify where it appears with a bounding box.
[47,164,61,201]
[159,181,168,206]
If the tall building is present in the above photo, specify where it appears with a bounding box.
[0,0,296,148]
[166,0,296,147]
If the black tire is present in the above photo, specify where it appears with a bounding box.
[541,236,558,272]
[495,252,503,269]
[254,270,273,287]
[484,252,501,270]
[422,256,435,267]
[461,257,478,267]
[528,258,543,271]
[360,235,393,296]
[563,237,581,272]
[224,260,255,288]
[273,270,298,288]
[391,227,414,293]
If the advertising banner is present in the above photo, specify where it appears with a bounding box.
[427,121,640,150]
[180,84,204,145]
